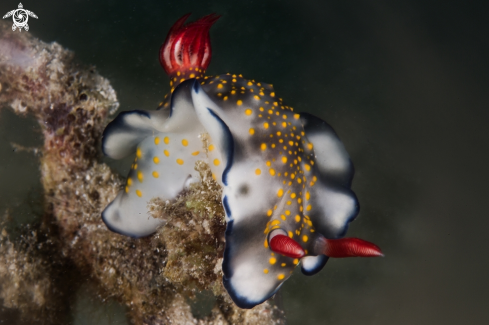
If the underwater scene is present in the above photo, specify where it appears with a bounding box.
[0,0,488,324]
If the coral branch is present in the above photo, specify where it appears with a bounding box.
[0,21,284,324]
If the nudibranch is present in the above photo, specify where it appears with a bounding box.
[101,14,383,309]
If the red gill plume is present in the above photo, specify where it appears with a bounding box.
[159,13,220,82]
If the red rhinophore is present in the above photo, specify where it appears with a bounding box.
[159,13,220,78]
[269,235,305,259]
[323,237,384,258]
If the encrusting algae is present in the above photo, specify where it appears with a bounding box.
[0,21,284,324]
[148,160,226,294]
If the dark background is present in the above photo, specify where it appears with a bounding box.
[1,0,488,324]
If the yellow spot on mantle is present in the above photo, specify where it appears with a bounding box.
[245,108,252,115]
[192,151,200,156]
[152,171,159,178]
[136,189,142,197]
[264,269,269,274]
[269,257,277,265]
[263,122,269,129]
[255,168,261,175]
[295,215,301,223]
[213,159,221,166]
[153,157,160,164]
[302,235,309,243]
[249,128,255,135]
[176,159,184,165]
[154,137,160,145]
[137,171,143,183]
[277,274,285,280]
[261,143,267,151]
[136,148,142,158]
[164,150,170,157]
[277,189,284,197]
[182,139,188,146]
[237,99,243,106]
[281,156,287,164]
[267,209,273,217]
[209,144,215,151]
[269,168,276,176]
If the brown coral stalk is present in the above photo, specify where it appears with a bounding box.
[0,21,284,325]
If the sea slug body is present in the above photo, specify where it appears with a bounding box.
[101,14,382,309]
